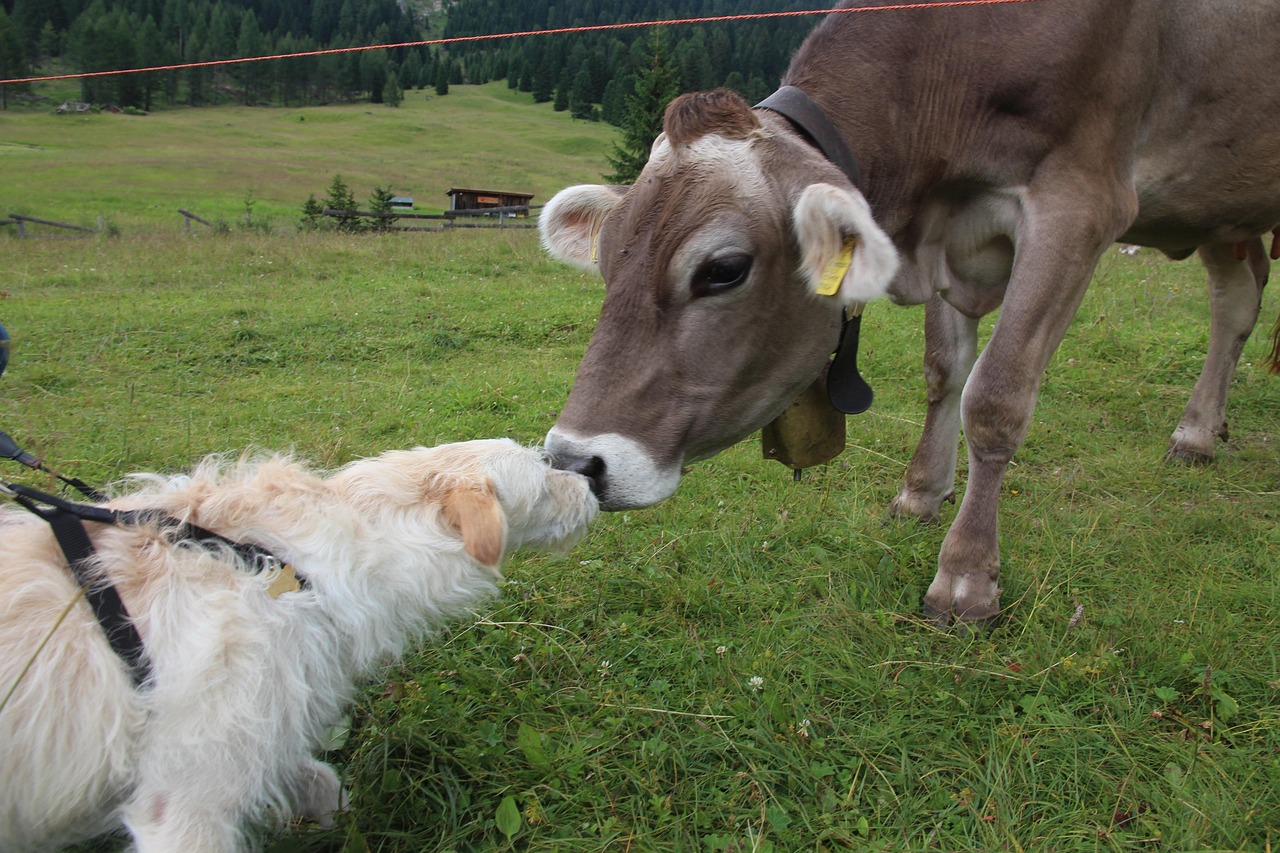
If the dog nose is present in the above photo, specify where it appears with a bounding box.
[553,453,605,499]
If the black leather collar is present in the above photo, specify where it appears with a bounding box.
[756,86,861,188]
[755,85,874,415]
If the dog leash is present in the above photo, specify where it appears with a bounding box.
[1,428,108,501]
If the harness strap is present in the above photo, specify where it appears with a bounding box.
[4,480,305,688]
[16,497,151,686]
[8,482,292,576]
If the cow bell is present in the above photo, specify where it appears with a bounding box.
[761,366,846,475]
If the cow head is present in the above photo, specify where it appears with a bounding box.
[540,89,898,510]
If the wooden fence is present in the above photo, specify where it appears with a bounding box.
[3,213,103,238]
[1,206,542,237]
[179,208,214,231]
[321,203,541,232]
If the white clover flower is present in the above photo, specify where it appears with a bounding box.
[748,675,764,692]
[716,646,727,656]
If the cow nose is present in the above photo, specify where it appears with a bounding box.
[554,452,605,499]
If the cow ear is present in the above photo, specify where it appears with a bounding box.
[793,183,899,304]
[441,477,508,573]
[539,184,627,274]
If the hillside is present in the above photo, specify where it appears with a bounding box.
[0,81,619,232]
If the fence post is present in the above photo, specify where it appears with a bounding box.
[178,209,214,231]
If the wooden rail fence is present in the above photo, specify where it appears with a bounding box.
[3,213,103,238]
[321,203,541,231]
[2,206,542,237]
[179,208,214,231]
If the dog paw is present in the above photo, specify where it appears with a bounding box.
[292,760,348,826]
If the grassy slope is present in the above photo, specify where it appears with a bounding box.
[0,82,616,230]
[2,87,1278,853]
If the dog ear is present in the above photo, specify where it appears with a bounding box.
[441,478,507,571]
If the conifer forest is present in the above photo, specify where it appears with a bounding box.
[0,0,819,121]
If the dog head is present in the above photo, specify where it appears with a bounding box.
[331,439,597,572]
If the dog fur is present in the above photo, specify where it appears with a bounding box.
[0,439,597,851]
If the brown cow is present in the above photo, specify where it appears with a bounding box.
[539,0,1280,626]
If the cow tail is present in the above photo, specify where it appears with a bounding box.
[1266,310,1280,375]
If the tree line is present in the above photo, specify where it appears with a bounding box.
[1,0,819,112]
[1,0,427,108]
[442,0,818,123]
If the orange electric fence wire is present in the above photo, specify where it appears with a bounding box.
[0,0,1045,87]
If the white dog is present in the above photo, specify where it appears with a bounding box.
[0,439,596,852]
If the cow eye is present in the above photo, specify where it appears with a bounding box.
[692,255,752,297]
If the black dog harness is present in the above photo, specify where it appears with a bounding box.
[3,474,302,688]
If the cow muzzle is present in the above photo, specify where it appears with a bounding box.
[544,427,683,511]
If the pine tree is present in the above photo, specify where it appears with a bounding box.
[401,50,421,91]
[569,66,594,120]
[300,195,324,231]
[362,51,388,102]
[531,42,556,103]
[136,15,167,110]
[235,9,266,105]
[0,9,29,110]
[605,32,679,184]
[369,185,396,231]
[10,0,44,62]
[553,69,570,112]
[324,174,361,232]
[383,70,403,107]
[600,74,633,126]
[434,57,450,96]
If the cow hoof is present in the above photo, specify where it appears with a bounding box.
[1167,424,1222,465]
[888,492,944,525]
[1165,445,1215,466]
[923,598,1001,633]
[923,572,1001,630]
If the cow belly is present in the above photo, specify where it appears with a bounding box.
[1128,6,1280,251]
[1128,158,1280,253]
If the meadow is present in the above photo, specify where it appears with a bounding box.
[0,82,618,230]
[2,84,1278,852]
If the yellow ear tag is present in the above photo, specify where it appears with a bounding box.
[267,563,301,599]
[590,226,601,265]
[816,236,858,297]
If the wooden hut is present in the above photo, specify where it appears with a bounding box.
[445,188,534,217]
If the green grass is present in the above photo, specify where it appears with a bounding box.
[2,91,1279,852]
[0,82,617,231]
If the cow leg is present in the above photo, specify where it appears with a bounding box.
[1167,239,1268,463]
[889,295,978,522]
[924,190,1127,626]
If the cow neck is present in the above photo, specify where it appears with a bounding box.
[755,86,862,189]
[756,86,874,416]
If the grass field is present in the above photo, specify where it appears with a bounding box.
[2,86,1279,852]
[0,82,618,231]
